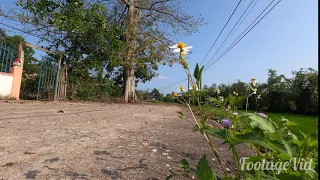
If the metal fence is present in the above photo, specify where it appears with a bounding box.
[37,60,58,100]
[0,43,14,73]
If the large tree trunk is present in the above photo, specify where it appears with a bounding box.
[123,63,135,102]
[123,0,139,103]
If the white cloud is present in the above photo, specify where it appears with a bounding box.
[157,75,169,79]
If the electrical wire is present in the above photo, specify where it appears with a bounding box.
[199,0,243,66]
[204,0,282,70]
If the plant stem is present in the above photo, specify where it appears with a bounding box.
[227,129,242,178]
[186,104,235,175]
[256,146,261,180]
[206,132,229,177]
[231,145,242,178]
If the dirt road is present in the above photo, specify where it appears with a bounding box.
[0,101,251,180]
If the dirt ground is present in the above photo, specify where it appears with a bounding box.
[0,101,252,180]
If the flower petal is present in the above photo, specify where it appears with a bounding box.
[182,51,188,54]
[169,44,178,49]
[184,46,193,50]
[173,49,180,53]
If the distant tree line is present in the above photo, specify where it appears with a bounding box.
[145,68,318,115]
[204,68,318,115]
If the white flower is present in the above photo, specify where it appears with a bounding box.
[177,88,186,92]
[189,87,199,91]
[170,42,192,54]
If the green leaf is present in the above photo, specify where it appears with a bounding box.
[300,132,307,140]
[195,154,216,180]
[207,97,224,106]
[269,140,298,158]
[203,127,227,140]
[309,140,318,147]
[260,174,279,180]
[177,111,185,119]
[165,174,175,180]
[248,114,277,133]
[286,120,298,126]
[180,158,190,173]
[221,177,233,180]
[234,132,274,150]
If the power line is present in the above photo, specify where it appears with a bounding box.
[0,22,44,40]
[204,0,257,67]
[199,0,242,66]
[221,0,261,55]
[205,0,279,69]
[205,0,282,70]
[157,78,188,90]
[156,0,281,91]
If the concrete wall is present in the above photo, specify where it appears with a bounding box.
[0,72,13,97]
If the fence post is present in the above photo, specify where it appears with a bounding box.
[54,55,62,101]
[10,42,24,100]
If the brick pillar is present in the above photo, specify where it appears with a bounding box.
[10,42,24,100]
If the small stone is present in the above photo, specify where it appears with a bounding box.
[111,175,118,179]
[165,150,171,152]
[212,158,216,162]
[167,156,172,159]
[142,143,148,146]
[166,164,170,167]
[152,149,157,153]
[162,153,168,156]
[226,168,231,172]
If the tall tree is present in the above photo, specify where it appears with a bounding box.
[1,0,203,102]
[106,0,203,102]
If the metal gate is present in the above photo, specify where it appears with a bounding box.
[36,59,67,100]
[37,60,58,100]
[0,43,14,73]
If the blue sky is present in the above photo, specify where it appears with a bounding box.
[1,0,318,94]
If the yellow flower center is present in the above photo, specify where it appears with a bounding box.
[172,92,178,97]
[192,85,197,89]
[177,42,186,49]
[179,86,185,91]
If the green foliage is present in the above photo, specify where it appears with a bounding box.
[180,158,191,174]
[177,111,185,119]
[194,63,204,90]
[171,89,318,179]
[151,88,163,101]
[0,31,40,75]
[195,154,216,180]
[69,78,122,101]
[202,68,318,115]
